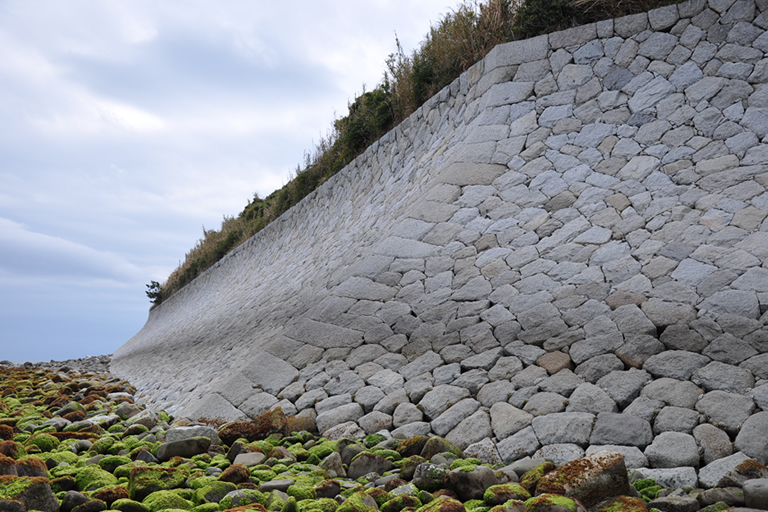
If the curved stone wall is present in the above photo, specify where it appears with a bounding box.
[113,0,768,478]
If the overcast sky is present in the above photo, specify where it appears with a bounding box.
[0,1,456,363]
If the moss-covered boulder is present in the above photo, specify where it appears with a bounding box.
[192,503,221,512]
[518,462,556,495]
[24,433,59,453]
[400,456,427,481]
[0,442,25,460]
[129,466,187,502]
[92,484,130,506]
[112,498,152,512]
[381,494,422,512]
[72,498,108,512]
[15,456,47,477]
[0,475,60,512]
[74,466,118,492]
[194,481,238,504]
[412,463,449,493]
[418,495,466,512]
[397,437,429,458]
[219,489,269,509]
[142,490,193,512]
[298,497,338,512]
[482,484,530,506]
[219,464,251,484]
[337,490,379,512]
[535,452,629,509]
[98,455,132,474]
[487,499,525,512]
[524,494,586,512]
[420,438,462,461]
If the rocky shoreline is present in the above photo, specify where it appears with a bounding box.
[1,363,768,512]
[1,355,113,376]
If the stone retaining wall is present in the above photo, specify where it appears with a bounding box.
[112,0,768,478]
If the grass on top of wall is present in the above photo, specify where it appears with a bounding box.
[151,0,682,305]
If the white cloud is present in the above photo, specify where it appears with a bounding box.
[0,218,144,282]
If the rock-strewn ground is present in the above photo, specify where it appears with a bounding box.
[2,364,768,512]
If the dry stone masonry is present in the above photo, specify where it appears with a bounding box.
[113,0,768,488]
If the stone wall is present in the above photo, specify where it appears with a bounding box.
[112,0,768,477]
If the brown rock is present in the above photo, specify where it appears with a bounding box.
[536,352,573,375]
[92,485,130,507]
[696,487,744,507]
[718,459,768,488]
[0,456,16,477]
[0,427,13,442]
[218,463,251,484]
[535,452,629,508]
[218,409,288,445]
[445,465,499,501]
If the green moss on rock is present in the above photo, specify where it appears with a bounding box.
[24,433,59,453]
[74,465,119,492]
[219,489,268,509]
[518,462,556,495]
[110,498,151,512]
[483,484,530,506]
[142,490,193,512]
[194,481,238,505]
[129,466,187,502]
[381,495,422,512]
[298,497,338,512]
[524,494,579,512]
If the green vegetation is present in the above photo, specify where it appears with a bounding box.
[145,0,681,303]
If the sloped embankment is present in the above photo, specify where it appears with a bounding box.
[113,0,768,481]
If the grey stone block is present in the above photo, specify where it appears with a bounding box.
[735,412,768,464]
[614,13,649,38]
[641,377,704,409]
[418,385,471,421]
[316,403,364,434]
[696,390,757,435]
[566,383,618,414]
[446,410,493,451]
[744,478,768,510]
[699,451,751,488]
[597,368,651,408]
[654,406,702,434]
[430,398,481,437]
[534,444,586,466]
[484,36,549,69]
[645,431,701,468]
[590,412,654,448]
[643,350,710,380]
[531,412,595,446]
[694,423,734,465]
[692,361,755,393]
[496,426,541,463]
[631,467,699,488]
[586,445,648,469]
